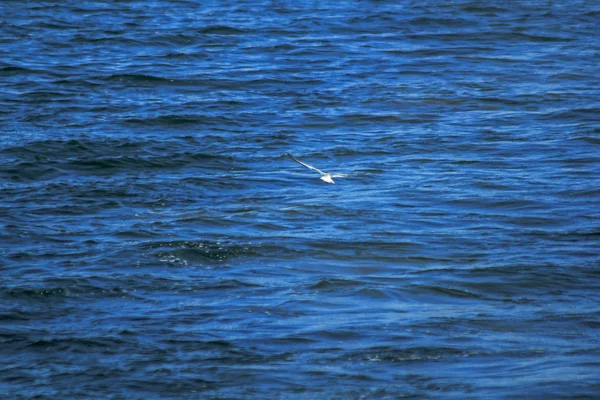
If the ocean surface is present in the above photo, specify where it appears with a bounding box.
[1,1,599,398]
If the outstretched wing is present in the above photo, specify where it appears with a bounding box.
[287,153,326,175]
[331,173,348,178]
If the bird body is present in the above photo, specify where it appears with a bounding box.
[320,174,335,184]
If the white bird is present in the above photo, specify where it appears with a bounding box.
[287,153,348,184]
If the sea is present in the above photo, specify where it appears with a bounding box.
[1,1,599,398]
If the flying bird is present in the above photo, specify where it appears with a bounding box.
[287,153,348,184]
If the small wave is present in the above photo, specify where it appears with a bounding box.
[461,5,509,14]
[4,286,70,298]
[105,73,173,84]
[408,17,472,27]
[408,285,483,300]
[0,137,235,180]
[123,114,240,127]
[60,152,225,173]
[510,32,573,43]
[141,240,259,264]
[0,65,39,75]
[27,336,128,351]
[2,138,90,157]
[198,26,247,35]
[0,163,61,183]
[2,279,142,300]
[309,278,363,291]
[36,21,76,30]
[539,107,600,121]
[355,345,466,363]
[150,33,198,45]
[340,113,406,124]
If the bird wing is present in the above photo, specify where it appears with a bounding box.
[331,173,348,178]
[287,153,326,175]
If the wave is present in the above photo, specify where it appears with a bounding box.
[123,114,240,127]
[198,26,247,35]
[0,137,236,181]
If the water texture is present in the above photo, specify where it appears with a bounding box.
[1,1,599,398]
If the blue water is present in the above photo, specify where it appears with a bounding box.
[1,1,599,398]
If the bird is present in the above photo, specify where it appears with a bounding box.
[287,153,348,184]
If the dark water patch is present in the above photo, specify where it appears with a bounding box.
[308,278,364,292]
[3,286,70,299]
[2,138,108,159]
[160,51,209,59]
[27,336,128,352]
[150,33,199,46]
[353,345,468,363]
[0,163,62,182]
[1,280,142,301]
[452,264,598,298]
[123,114,241,127]
[34,20,79,30]
[540,107,600,121]
[0,137,232,180]
[141,240,260,264]
[461,5,510,14]
[0,66,41,76]
[198,26,247,35]
[0,312,33,322]
[407,285,484,301]
[113,229,158,240]
[340,113,429,125]
[408,17,475,28]
[60,154,191,172]
[510,32,574,43]
[104,73,178,84]
[443,197,543,211]
[157,279,262,292]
